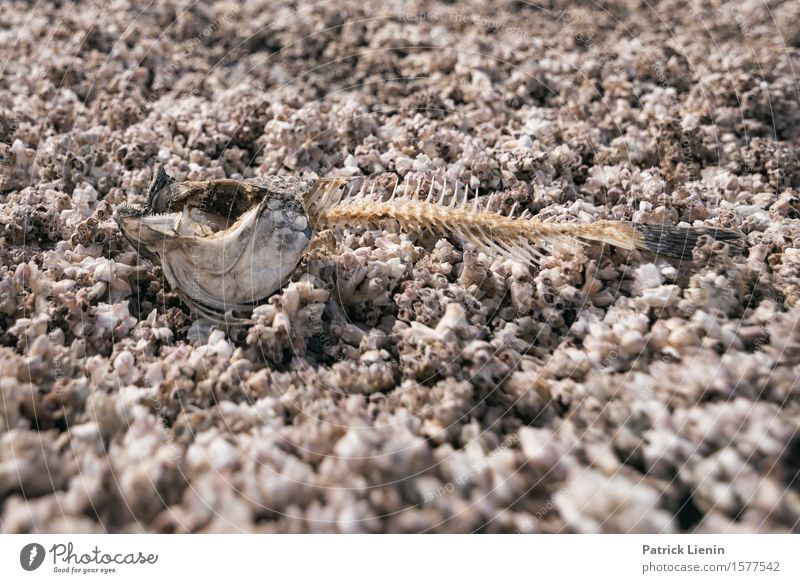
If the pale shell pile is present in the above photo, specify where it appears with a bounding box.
[0,0,798,533]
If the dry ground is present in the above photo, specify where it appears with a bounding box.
[1,0,799,532]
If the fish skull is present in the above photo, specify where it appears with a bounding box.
[116,166,341,321]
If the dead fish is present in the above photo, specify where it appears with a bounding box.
[116,166,743,323]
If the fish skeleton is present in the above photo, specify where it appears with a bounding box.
[116,166,743,322]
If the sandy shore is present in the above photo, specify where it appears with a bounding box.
[1,0,798,532]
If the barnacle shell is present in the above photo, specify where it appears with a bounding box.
[116,167,339,320]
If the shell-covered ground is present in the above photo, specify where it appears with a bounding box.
[1,0,799,533]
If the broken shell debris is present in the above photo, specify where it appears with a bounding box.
[1,0,799,534]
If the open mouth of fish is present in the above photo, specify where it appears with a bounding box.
[116,166,343,322]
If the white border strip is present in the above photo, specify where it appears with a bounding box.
[1,534,797,582]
